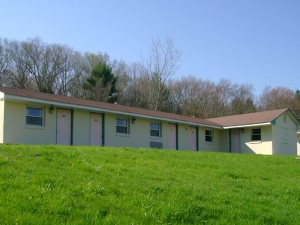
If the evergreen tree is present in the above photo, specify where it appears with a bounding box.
[83,62,118,102]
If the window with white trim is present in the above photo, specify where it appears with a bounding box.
[251,128,261,141]
[116,119,129,134]
[26,107,43,126]
[150,123,161,137]
[205,129,214,142]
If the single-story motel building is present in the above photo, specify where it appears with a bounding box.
[0,87,299,155]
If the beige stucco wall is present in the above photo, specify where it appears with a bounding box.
[104,114,169,148]
[3,101,56,144]
[198,127,221,152]
[272,112,297,155]
[0,99,4,143]
[5,99,297,156]
[1,99,237,152]
[242,126,273,155]
[103,114,224,151]
[2,100,224,150]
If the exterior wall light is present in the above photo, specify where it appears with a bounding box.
[49,106,55,114]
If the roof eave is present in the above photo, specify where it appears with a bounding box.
[4,94,221,129]
[222,122,272,129]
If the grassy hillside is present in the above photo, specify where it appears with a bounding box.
[0,145,300,224]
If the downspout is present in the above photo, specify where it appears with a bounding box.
[229,129,231,153]
[102,114,105,146]
[176,124,178,150]
[71,110,74,146]
[196,127,199,151]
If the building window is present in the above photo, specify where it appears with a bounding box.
[150,123,161,137]
[205,129,214,142]
[26,107,43,126]
[251,128,261,141]
[116,119,128,134]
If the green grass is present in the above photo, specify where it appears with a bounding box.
[0,145,300,224]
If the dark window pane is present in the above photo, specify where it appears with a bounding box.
[150,123,159,130]
[26,116,43,126]
[252,135,261,141]
[116,119,128,134]
[252,129,260,135]
[116,126,128,134]
[205,130,211,136]
[205,136,212,142]
[27,108,42,117]
[117,119,127,126]
[150,130,160,137]
[150,123,160,136]
[205,130,213,142]
[251,128,261,141]
[26,107,43,126]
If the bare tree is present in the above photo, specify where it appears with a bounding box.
[143,38,181,110]
[116,62,146,107]
[0,36,265,119]
[186,77,216,118]
[0,38,10,85]
[68,52,91,97]
[168,76,216,118]
[259,86,298,110]
[230,84,256,114]
[84,52,110,69]
[168,79,185,114]
[212,79,234,117]
[54,45,75,95]
[5,40,34,89]
[20,38,75,94]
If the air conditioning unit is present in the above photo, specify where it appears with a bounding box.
[150,141,163,149]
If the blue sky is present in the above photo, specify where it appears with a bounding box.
[1,0,299,94]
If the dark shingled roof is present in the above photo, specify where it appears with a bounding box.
[207,108,289,127]
[0,86,220,127]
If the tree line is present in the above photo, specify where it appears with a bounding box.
[0,37,299,119]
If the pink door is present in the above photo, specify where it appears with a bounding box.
[57,109,71,145]
[90,113,102,146]
[231,129,240,153]
[189,127,197,151]
[168,124,177,149]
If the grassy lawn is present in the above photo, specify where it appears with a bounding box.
[0,145,300,224]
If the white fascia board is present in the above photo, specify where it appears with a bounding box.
[222,122,271,129]
[5,94,221,129]
[0,92,5,100]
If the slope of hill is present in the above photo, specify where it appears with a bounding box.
[0,145,299,224]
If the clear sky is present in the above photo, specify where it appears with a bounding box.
[1,0,299,94]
